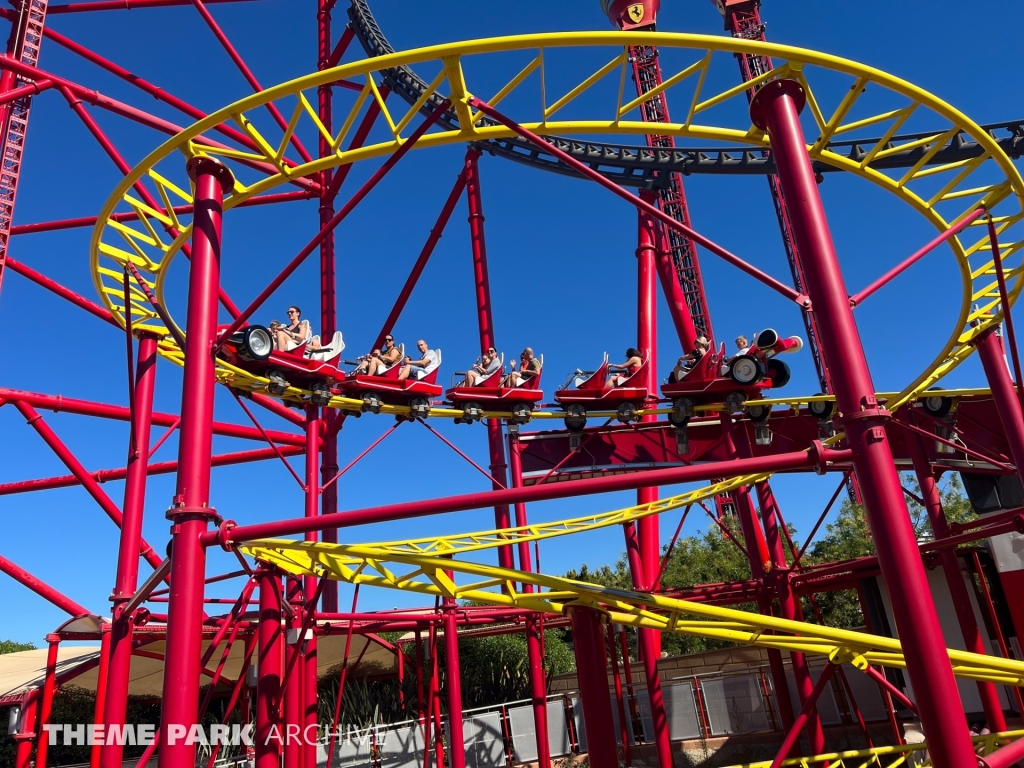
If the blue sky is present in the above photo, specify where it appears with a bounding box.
[0,0,1021,644]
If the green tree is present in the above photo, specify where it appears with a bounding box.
[0,639,35,655]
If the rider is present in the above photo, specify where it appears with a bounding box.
[505,347,541,387]
[670,336,710,382]
[269,306,312,352]
[399,339,440,381]
[465,347,501,386]
[606,348,642,387]
[366,334,402,376]
[352,349,382,376]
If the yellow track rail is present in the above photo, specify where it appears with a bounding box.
[240,537,1024,687]
[720,729,1024,767]
[88,32,1024,421]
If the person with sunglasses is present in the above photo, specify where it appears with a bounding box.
[464,347,501,386]
[269,306,312,352]
[364,334,402,376]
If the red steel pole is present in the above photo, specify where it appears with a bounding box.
[630,192,672,768]
[14,400,163,569]
[0,553,89,616]
[158,156,234,768]
[101,333,158,768]
[464,149,514,570]
[89,627,112,768]
[750,78,976,767]
[317,0,339,614]
[303,405,320,768]
[33,635,60,768]
[284,579,304,768]
[444,572,467,768]
[904,424,1007,730]
[257,571,284,768]
[214,446,848,544]
[606,622,632,767]
[507,436,550,767]
[14,695,37,768]
[975,327,1024,483]
[769,663,837,768]
[569,607,617,768]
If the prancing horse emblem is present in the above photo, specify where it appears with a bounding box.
[627,3,645,23]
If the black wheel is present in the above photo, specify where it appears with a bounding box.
[461,401,482,423]
[239,325,273,361]
[808,396,834,420]
[765,359,791,389]
[409,397,430,419]
[510,403,533,425]
[616,402,639,424]
[756,328,779,348]
[266,370,289,396]
[921,389,953,418]
[747,404,771,423]
[361,393,382,415]
[728,354,764,385]
[564,403,587,433]
[309,382,332,407]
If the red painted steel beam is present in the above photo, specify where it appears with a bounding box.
[849,207,988,307]
[469,98,803,304]
[372,168,466,349]
[11,190,314,236]
[210,444,849,544]
[0,78,52,106]
[0,49,320,194]
[47,0,254,12]
[14,401,164,569]
[158,157,233,768]
[189,0,313,163]
[0,387,305,445]
[0,444,302,495]
[4,256,117,325]
[0,553,91,616]
[750,78,977,767]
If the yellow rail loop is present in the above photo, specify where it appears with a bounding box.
[88,33,1023,421]
[240,538,1024,687]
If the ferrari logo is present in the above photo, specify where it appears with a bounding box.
[627,3,645,23]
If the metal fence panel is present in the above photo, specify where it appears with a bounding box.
[703,674,770,735]
[379,724,427,768]
[461,711,506,768]
[570,697,587,754]
[507,701,572,762]
[318,728,376,768]
[837,664,889,722]
[664,682,703,740]
[784,667,842,726]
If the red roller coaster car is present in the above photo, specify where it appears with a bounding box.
[662,328,801,430]
[337,348,443,419]
[219,324,347,406]
[554,353,650,432]
[445,353,545,425]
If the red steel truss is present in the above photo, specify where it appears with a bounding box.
[0,4,1022,768]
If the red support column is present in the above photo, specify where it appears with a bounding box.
[89,627,111,768]
[102,331,157,768]
[630,193,672,768]
[33,635,60,768]
[158,156,234,768]
[507,437,550,767]
[904,425,1007,730]
[444,591,466,768]
[14,695,37,768]
[256,571,284,768]
[569,607,617,768]
[284,580,304,768]
[464,149,513,569]
[303,405,320,768]
[750,78,976,767]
